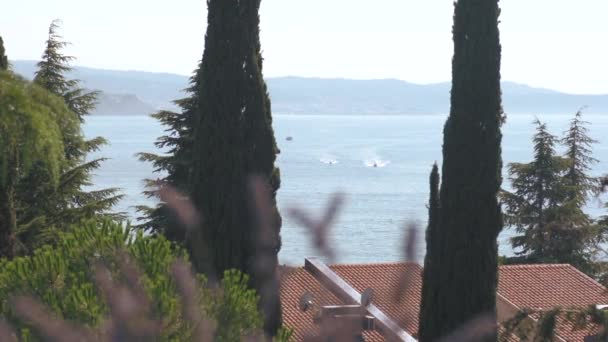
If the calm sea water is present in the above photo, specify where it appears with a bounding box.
[83,114,608,266]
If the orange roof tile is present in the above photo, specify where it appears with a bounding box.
[498,264,608,341]
[280,266,386,341]
[331,262,423,338]
[280,261,608,341]
[498,264,608,309]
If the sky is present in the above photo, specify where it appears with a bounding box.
[1,0,607,94]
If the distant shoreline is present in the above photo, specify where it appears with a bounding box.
[86,112,607,117]
[12,60,608,116]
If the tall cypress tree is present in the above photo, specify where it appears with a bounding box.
[419,163,440,337]
[418,1,503,340]
[0,36,7,71]
[16,20,122,251]
[188,0,282,335]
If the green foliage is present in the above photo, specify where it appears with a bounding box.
[0,70,70,258]
[209,270,263,341]
[501,306,608,341]
[0,219,180,340]
[135,62,199,241]
[419,163,440,334]
[562,110,600,204]
[0,36,8,70]
[502,114,605,276]
[0,71,68,186]
[0,219,264,341]
[187,0,283,335]
[14,20,123,253]
[273,327,294,342]
[503,119,570,256]
[418,0,503,341]
[34,19,99,120]
[535,309,559,341]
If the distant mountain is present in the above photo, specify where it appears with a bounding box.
[266,77,608,114]
[11,60,608,115]
[12,60,178,115]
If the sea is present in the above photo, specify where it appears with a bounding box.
[83,114,608,266]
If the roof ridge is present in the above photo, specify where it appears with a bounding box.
[499,263,572,269]
[329,261,422,268]
[563,264,608,293]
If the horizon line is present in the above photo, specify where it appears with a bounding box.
[10,59,608,96]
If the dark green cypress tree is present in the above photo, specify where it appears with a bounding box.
[188,0,282,335]
[16,20,122,251]
[418,1,503,340]
[419,163,440,338]
[0,36,7,71]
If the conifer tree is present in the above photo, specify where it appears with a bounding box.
[503,115,604,275]
[419,163,440,335]
[136,62,200,242]
[418,0,503,340]
[558,110,603,273]
[562,109,600,206]
[502,119,569,260]
[0,71,72,258]
[16,20,122,251]
[0,36,7,70]
[188,0,282,335]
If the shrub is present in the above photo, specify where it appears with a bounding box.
[0,219,264,341]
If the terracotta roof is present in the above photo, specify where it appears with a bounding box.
[498,264,608,309]
[331,263,423,338]
[280,261,608,341]
[279,266,385,341]
[498,264,608,341]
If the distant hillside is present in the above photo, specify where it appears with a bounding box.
[12,60,184,110]
[11,60,608,115]
[267,77,608,114]
[92,92,156,116]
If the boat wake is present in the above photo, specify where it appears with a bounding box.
[320,158,338,165]
[364,159,390,168]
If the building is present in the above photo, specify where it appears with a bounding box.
[280,258,608,341]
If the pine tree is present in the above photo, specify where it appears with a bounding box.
[558,110,603,273]
[0,71,72,258]
[16,20,122,251]
[503,119,569,261]
[562,109,600,206]
[188,0,282,335]
[136,62,200,242]
[0,36,7,70]
[418,0,503,340]
[34,20,99,121]
[503,114,604,275]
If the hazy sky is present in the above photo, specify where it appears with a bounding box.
[2,0,607,94]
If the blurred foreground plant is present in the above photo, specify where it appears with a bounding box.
[0,219,272,341]
[0,180,506,342]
